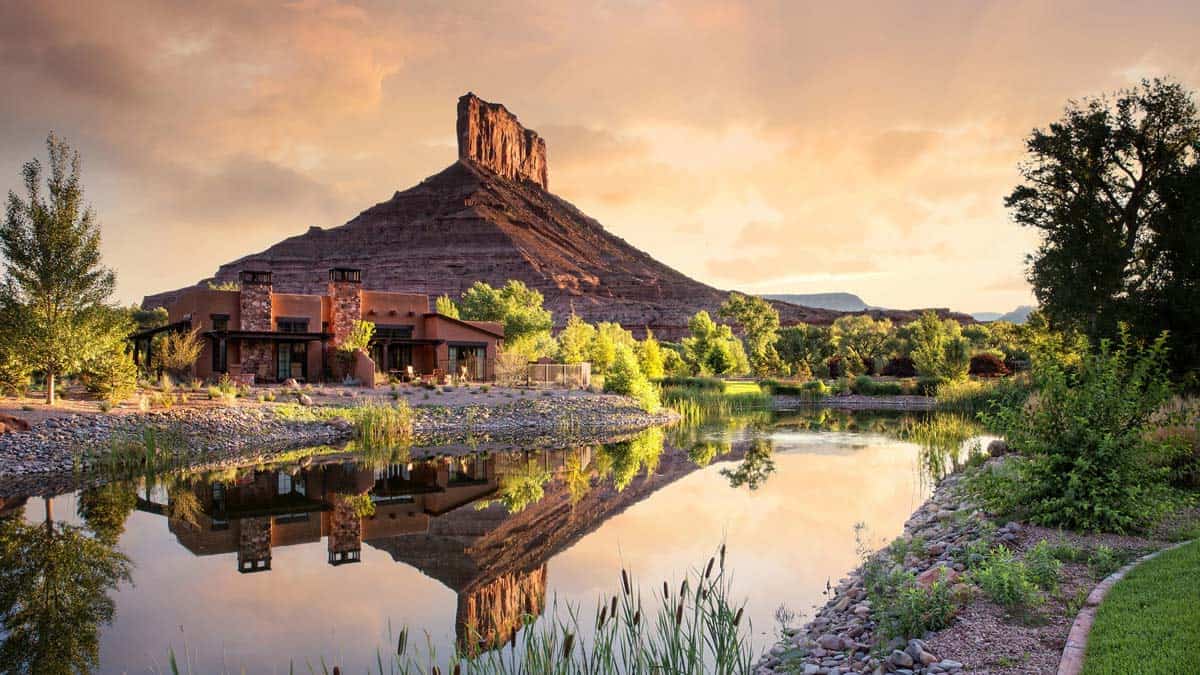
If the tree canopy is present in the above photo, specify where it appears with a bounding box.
[1007,78,1200,375]
[1,134,118,403]
[719,293,782,376]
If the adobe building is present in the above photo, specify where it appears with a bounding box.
[134,268,503,383]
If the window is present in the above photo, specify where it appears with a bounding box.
[211,315,229,372]
[211,314,229,331]
[276,318,309,333]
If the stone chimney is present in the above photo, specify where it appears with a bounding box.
[238,270,273,331]
[327,268,362,347]
[457,92,548,190]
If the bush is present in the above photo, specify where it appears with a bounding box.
[156,329,204,378]
[983,330,1175,532]
[881,356,917,377]
[916,376,944,396]
[969,353,1011,377]
[876,576,955,642]
[851,376,904,396]
[84,348,139,405]
[973,546,1039,607]
[605,345,660,412]
[1088,545,1122,579]
[1025,539,1063,591]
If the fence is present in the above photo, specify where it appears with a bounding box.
[525,362,591,389]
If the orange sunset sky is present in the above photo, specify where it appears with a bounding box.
[2,1,1198,312]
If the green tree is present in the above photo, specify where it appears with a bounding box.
[830,315,893,374]
[777,323,834,377]
[1,134,118,404]
[434,294,460,318]
[0,303,31,396]
[0,499,133,673]
[721,439,776,490]
[604,343,660,412]
[719,293,783,376]
[682,311,746,376]
[1007,78,1200,375]
[340,319,375,354]
[909,311,971,381]
[76,482,137,545]
[637,329,665,380]
[556,313,595,364]
[589,326,616,374]
[457,280,553,344]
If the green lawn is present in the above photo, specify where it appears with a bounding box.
[721,380,763,395]
[1082,540,1200,674]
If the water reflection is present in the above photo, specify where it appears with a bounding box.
[0,497,132,674]
[0,409,970,672]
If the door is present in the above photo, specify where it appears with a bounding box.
[276,343,307,381]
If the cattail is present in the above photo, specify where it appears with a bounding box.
[675,602,684,626]
[562,633,575,659]
[432,668,440,675]
[397,627,408,656]
[610,595,618,619]
[705,557,715,579]
[720,543,726,570]
[621,569,631,595]
[662,581,669,598]
[680,579,688,599]
[699,588,706,601]
[333,669,341,675]
[633,609,641,625]
[733,607,744,627]
[598,605,608,626]
[453,665,462,675]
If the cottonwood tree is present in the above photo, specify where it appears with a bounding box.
[1007,78,1200,374]
[719,293,783,376]
[1,134,117,404]
[830,315,893,375]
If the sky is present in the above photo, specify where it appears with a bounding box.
[1,1,1198,313]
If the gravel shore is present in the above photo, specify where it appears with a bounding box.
[0,393,677,478]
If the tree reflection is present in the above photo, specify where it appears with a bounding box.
[597,426,664,491]
[721,438,776,490]
[0,498,133,674]
[76,482,137,545]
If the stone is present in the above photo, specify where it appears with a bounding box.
[938,660,963,670]
[297,394,313,406]
[282,378,300,389]
[0,413,31,434]
[987,439,1010,457]
[916,565,961,588]
[890,650,914,668]
[818,634,844,651]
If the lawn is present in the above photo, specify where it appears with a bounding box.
[722,380,763,395]
[1082,540,1200,674]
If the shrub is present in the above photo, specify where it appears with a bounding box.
[973,546,1039,607]
[657,376,724,391]
[84,348,139,405]
[881,356,917,377]
[983,329,1175,532]
[604,344,660,412]
[876,576,955,642]
[969,353,1011,377]
[0,349,31,397]
[916,376,944,396]
[1025,539,1063,591]
[851,376,904,396]
[156,329,204,378]
[1088,545,1121,579]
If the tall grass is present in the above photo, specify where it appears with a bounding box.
[73,425,191,477]
[352,401,415,451]
[935,375,1030,416]
[166,548,753,675]
[899,414,985,481]
[661,385,771,425]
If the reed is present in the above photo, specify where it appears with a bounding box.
[662,385,771,425]
[165,546,754,675]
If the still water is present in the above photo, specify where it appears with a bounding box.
[0,410,944,673]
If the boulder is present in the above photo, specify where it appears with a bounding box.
[0,413,31,434]
[987,439,1010,457]
[916,565,961,588]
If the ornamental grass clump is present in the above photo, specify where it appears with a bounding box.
[351,401,414,451]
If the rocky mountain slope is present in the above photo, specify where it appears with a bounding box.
[144,93,969,338]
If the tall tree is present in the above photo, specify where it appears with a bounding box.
[829,315,893,374]
[1006,78,1200,373]
[1,134,117,404]
[457,280,553,344]
[719,293,783,376]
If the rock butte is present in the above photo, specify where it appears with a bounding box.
[144,93,968,339]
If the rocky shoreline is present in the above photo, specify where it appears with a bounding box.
[0,393,677,478]
[757,471,983,675]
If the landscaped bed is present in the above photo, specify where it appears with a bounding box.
[1081,540,1200,675]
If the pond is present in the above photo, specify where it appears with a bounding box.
[0,409,979,673]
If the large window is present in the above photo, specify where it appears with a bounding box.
[276,317,309,333]
[449,344,486,380]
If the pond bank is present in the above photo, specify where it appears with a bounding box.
[772,394,938,412]
[0,393,677,478]
[755,456,1196,675]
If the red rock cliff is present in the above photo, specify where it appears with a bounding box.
[457,92,548,189]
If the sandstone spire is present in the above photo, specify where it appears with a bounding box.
[456,93,548,189]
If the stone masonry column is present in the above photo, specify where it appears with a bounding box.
[238,271,274,382]
[327,268,363,378]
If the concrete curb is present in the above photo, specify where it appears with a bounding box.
[1056,538,1196,675]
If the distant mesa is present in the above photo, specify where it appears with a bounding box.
[762,293,869,313]
[144,94,971,337]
